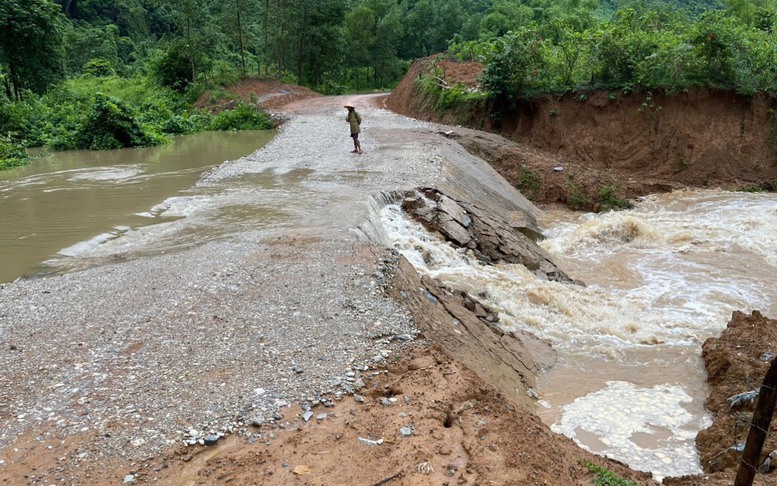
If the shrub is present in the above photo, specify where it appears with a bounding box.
[82,59,117,77]
[516,165,542,201]
[0,136,28,170]
[567,178,590,210]
[599,185,634,210]
[75,93,166,150]
[208,103,273,131]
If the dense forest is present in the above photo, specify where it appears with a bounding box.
[1,0,775,168]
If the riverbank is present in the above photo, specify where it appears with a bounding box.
[386,57,777,211]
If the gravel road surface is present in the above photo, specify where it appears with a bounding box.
[0,94,531,484]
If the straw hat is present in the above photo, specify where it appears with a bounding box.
[344,103,355,109]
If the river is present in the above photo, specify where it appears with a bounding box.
[0,130,275,283]
[380,189,777,480]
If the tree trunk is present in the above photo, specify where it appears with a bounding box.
[263,0,269,76]
[236,0,246,76]
[296,0,308,84]
[186,1,196,83]
[8,61,20,102]
[276,0,285,74]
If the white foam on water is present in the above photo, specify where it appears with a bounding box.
[551,381,710,481]
[66,165,145,182]
[57,228,128,257]
[544,190,777,267]
[381,201,771,356]
[379,190,777,479]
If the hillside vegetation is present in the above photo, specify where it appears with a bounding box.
[1,0,775,167]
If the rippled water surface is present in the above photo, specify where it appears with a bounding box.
[381,189,777,480]
[0,130,275,282]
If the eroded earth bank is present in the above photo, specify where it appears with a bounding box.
[0,91,775,486]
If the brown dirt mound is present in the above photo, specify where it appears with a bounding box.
[387,57,777,209]
[698,311,777,474]
[138,344,654,486]
[665,310,777,486]
[194,78,321,112]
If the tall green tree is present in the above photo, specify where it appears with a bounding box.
[0,0,65,100]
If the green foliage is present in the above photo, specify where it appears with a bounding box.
[567,178,590,210]
[582,461,638,486]
[82,59,118,77]
[599,186,634,209]
[459,2,777,100]
[481,28,547,103]
[74,93,166,150]
[208,103,273,131]
[0,134,27,170]
[63,23,121,76]
[0,0,65,98]
[516,165,542,201]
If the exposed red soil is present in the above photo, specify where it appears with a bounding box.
[386,56,777,209]
[194,78,321,113]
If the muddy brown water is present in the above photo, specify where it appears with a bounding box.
[382,188,777,479]
[0,130,275,283]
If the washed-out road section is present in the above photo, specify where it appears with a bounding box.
[0,94,538,483]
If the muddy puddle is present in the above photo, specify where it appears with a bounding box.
[380,188,777,480]
[0,130,275,283]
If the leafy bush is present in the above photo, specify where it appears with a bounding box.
[567,178,590,210]
[208,103,273,131]
[516,165,542,201]
[0,136,28,170]
[599,186,634,210]
[481,27,546,104]
[317,80,348,95]
[82,59,117,77]
[74,93,166,150]
[461,5,777,99]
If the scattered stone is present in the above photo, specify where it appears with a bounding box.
[380,398,391,406]
[353,394,365,403]
[399,426,414,437]
[123,474,136,484]
[292,465,311,476]
[204,434,220,445]
[316,413,328,421]
[302,411,314,422]
[358,437,384,447]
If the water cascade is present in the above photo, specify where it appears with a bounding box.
[380,189,777,480]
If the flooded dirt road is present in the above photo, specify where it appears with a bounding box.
[0,94,542,484]
[0,131,275,283]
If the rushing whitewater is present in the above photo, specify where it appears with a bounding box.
[381,189,777,480]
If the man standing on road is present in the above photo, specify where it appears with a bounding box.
[345,104,363,154]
